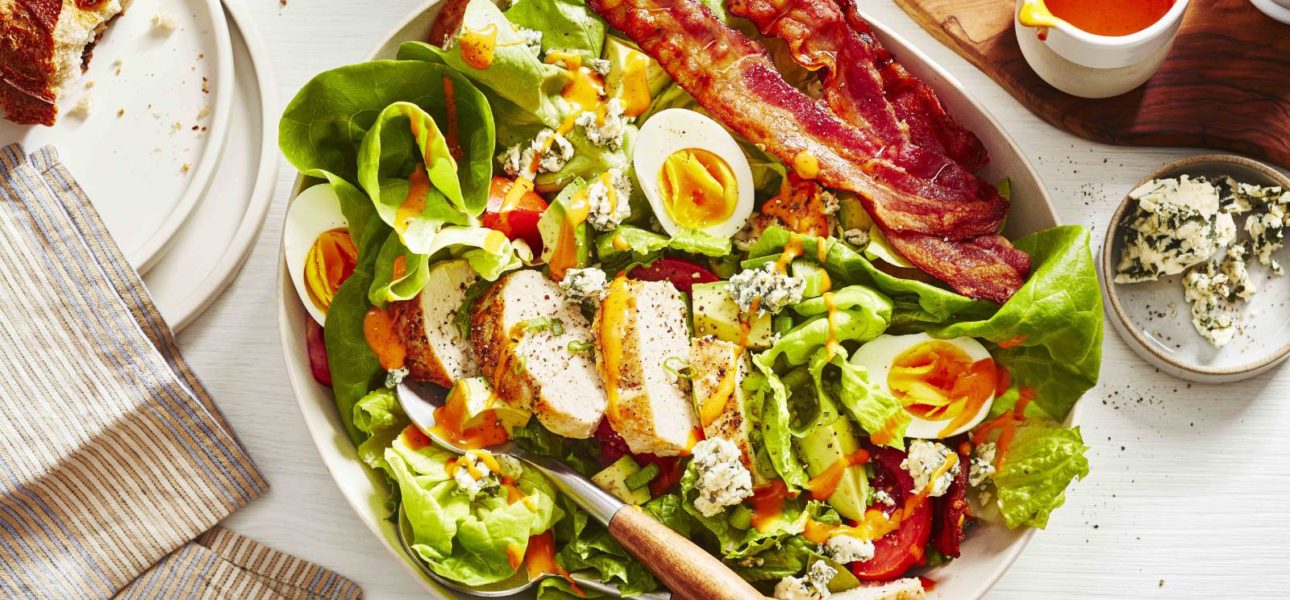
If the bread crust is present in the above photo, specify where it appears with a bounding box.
[0,0,62,124]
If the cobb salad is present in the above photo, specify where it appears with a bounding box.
[279,0,1102,597]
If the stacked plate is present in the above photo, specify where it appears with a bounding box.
[0,0,276,331]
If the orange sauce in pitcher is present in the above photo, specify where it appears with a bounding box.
[1045,0,1174,36]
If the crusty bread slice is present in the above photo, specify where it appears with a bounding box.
[0,0,131,125]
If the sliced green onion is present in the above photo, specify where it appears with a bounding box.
[625,462,661,490]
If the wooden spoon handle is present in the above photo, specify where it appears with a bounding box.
[608,506,765,600]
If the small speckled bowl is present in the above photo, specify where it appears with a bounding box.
[1102,154,1290,383]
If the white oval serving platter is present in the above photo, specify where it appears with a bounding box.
[276,1,1076,598]
[0,0,235,273]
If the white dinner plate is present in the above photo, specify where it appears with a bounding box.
[277,2,1072,598]
[0,0,234,273]
[144,0,276,332]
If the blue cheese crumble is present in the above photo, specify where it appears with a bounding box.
[968,442,997,487]
[453,450,500,500]
[774,560,836,600]
[1182,244,1256,348]
[586,168,633,231]
[689,438,753,517]
[560,266,608,304]
[1115,176,1236,283]
[727,262,806,315]
[901,439,960,498]
[516,27,543,56]
[576,98,630,148]
[498,129,574,179]
[824,534,875,564]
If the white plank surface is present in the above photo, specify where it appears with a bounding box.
[180,0,1290,597]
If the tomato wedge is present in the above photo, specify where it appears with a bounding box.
[306,319,331,386]
[485,176,548,253]
[627,257,719,293]
[851,447,933,581]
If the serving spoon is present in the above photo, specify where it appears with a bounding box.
[395,380,765,600]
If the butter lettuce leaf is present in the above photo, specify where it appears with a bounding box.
[504,0,606,60]
[808,349,909,450]
[324,217,391,443]
[927,226,1103,421]
[387,432,560,586]
[990,420,1089,529]
[398,0,568,128]
[281,60,493,189]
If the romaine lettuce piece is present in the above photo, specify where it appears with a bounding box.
[990,420,1089,529]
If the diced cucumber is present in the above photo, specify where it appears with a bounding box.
[728,505,753,530]
[625,462,661,490]
[592,456,651,504]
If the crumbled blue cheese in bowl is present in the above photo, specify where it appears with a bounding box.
[727,262,806,315]
[1114,176,1235,284]
[900,439,960,498]
[1114,173,1289,349]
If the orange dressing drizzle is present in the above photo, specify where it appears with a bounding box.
[303,227,357,313]
[402,425,431,451]
[775,235,805,273]
[749,480,798,532]
[971,388,1035,470]
[547,181,594,280]
[698,347,743,428]
[598,277,633,423]
[523,532,583,594]
[868,412,906,447]
[442,76,463,160]
[805,449,870,501]
[737,296,761,348]
[391,255,408,280]
[617,50,653,117]
[458,24,498,69]
[823,291,840,360]
[396,166,431,233]
[363,307,405,370]
[997,335,1028,349]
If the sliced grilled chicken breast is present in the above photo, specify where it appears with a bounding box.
[689,335,765,483]
[595,277,699,456]
[390,259,480,388]
[471,269,605,439]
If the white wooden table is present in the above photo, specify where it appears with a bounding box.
[183,1,1290,597]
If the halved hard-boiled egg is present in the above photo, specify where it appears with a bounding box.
[285,183,356,325]
[633,108,754,239]
[850,333,998,439]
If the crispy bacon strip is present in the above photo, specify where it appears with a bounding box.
[885,233,1028,304]
[588,0,1005,238]
[589,0,1029,301]
[727,0,984,194]
[837,0,988,171]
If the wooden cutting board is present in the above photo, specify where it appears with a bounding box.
[892,0,1290,168]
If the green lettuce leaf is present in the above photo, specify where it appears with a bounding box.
[504,0,606,60]
[324,218,392,443]
[280,60,493,188]
[353,388,409,478]
[551,496,659,596]
[991,420,1089,529]
[746,227,989,323]
[927,226,1103,420]
[808,349,909,450]
[399,0,568,128]
[387,433,561,585]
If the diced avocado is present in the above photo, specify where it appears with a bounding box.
[603,35,671,106]
[691,281,772,350]
[728,505,753,530]
[864,224,914,269]
[539,179,591,273]
[835,191,873,233]
[797,393,870,521]
[996,177,1012,200]
[592,456,651,504]
[791,261,831,298]
[447,377,531,435]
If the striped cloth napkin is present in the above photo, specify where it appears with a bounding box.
[0,144,361,600]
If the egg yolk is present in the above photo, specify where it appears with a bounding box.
[658,148,738,230]
[304,227,357,313]
[888,340,995,431]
